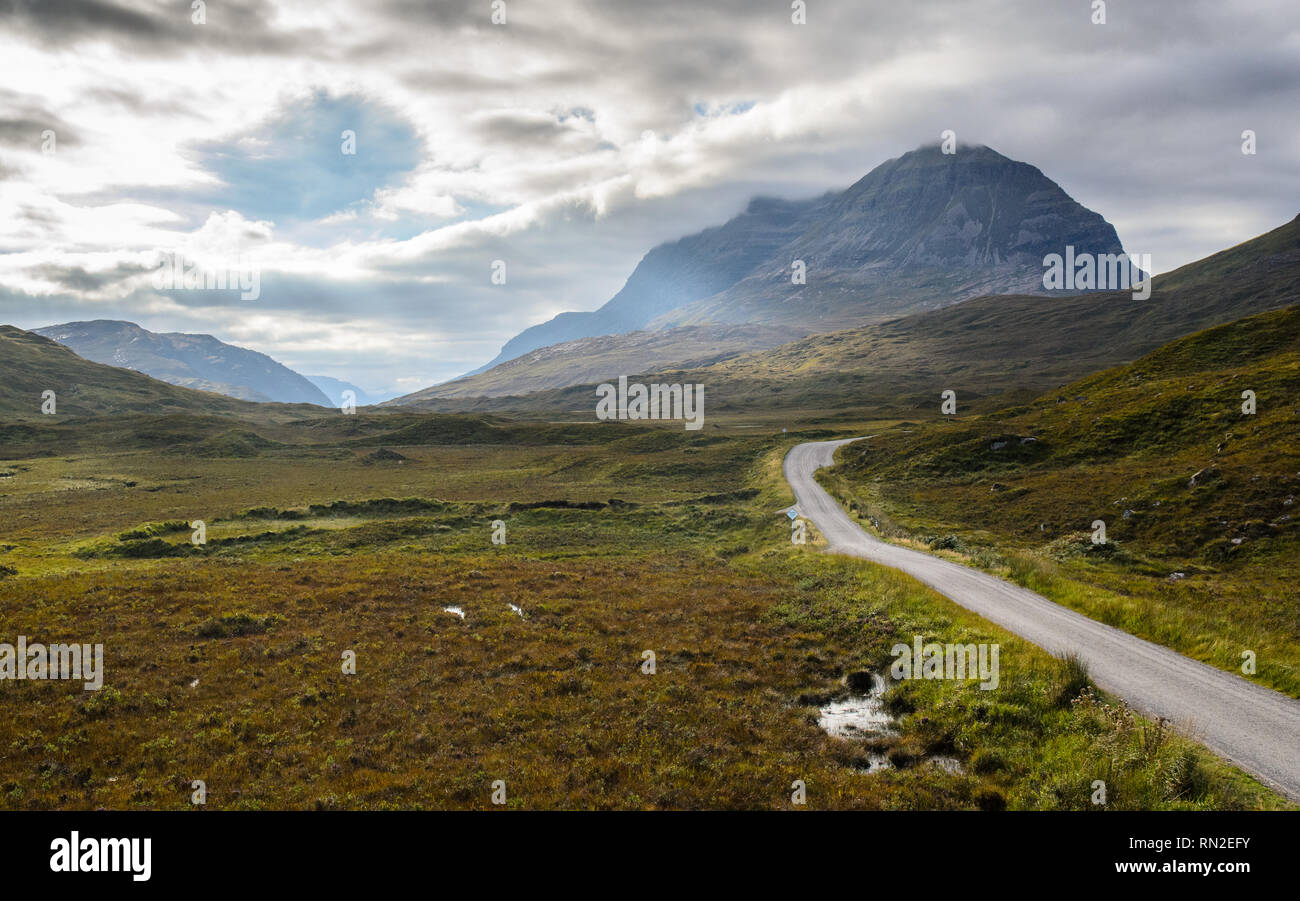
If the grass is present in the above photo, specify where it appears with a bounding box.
[0,413,1287,810]
[819,305,1300,697]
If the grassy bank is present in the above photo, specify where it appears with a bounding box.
[818,306,1300,698]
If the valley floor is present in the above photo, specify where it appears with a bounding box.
[0,423,1288,810]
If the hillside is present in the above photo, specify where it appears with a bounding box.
[34,320,332,405]
[819,303,1300,695]
[0,325,272,420]
[391,214,1300,417]
[830,304,1300,560]
[396,323,793,401]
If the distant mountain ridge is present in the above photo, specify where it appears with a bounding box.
[444,143,1130,395]
[307,375,395,407]
[34,320,331,406]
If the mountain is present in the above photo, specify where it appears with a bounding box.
[469,193,830,377]
[306,375,395,408]
[651,143,1136,330]
[388,213,1300,416]
[467,143,1129,382]
[34,320,331,406]
[0,325,260,419]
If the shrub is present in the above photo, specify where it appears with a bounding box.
[929,534,968,552]
[117,520,190,541]
[971,749,1007,775]
[1055,651,1093,707]
[195,613,283,639]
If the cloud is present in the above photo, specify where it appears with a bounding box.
[0,0,1297,391]
[0,90,81,148]
[0,0,317,56]
[26,260,152,293]
[184,91,424,225]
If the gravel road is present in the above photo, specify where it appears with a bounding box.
[785,438,1300,801]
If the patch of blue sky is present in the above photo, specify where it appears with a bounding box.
[188,90,423,226]
[692,100,755,118]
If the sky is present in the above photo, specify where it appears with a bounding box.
[1,0,1297,396]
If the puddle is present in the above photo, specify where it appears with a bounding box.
[817,673,894,738]
[815,672,965,776]
[443,606,465,619]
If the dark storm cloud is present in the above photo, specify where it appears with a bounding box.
[0,0,169,42]
[0,91,80,149]
[0,0,322,56]
[28,260,151,293]
[0,117,71,147]
[469,111,613,155]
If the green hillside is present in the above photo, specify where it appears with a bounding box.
[0,325,267,419]
[818,304,1300,696]
[0,325,346,457]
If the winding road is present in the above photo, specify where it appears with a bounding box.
[785,438,1300,801]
